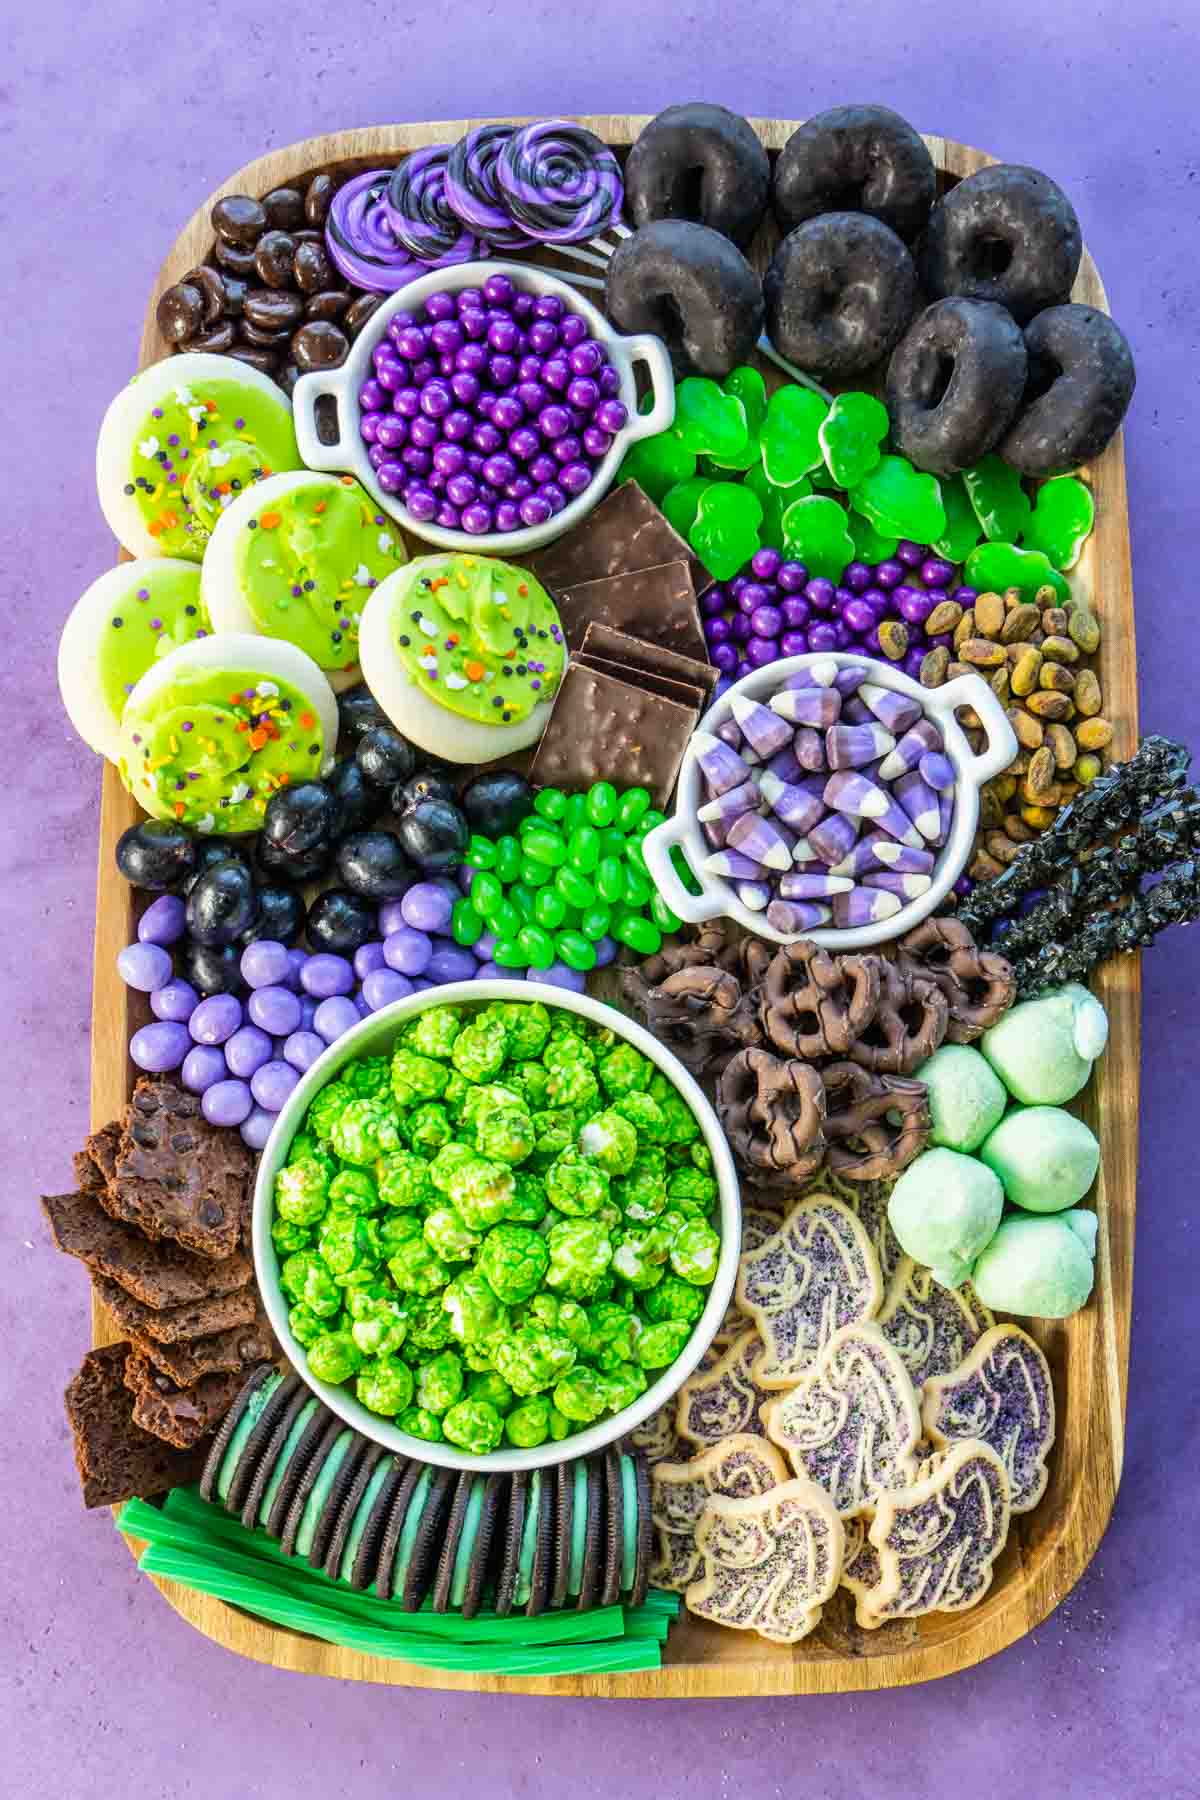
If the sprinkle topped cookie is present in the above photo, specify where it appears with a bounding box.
[676,1327,770,1447]
[687,1478,844,1644]
[859,1439,1012,1625]
[922,1324,1055,1513]
[650,1433,788,1592]
[876,1258,994,1391]
[736,1197,883,1388]
[763,1322,921,1517]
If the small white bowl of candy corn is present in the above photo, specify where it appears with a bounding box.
[642,652,1018,949]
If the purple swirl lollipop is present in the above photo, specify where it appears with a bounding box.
[445,124,527,248]
[496,119,623,244]
[386,145,484,266]
[325,169,419,293]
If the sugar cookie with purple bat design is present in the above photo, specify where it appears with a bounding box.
[650,1433,788,1593]
[855,1438,1012,1626]
[687,1478,844,1644]
[676,1327,771,1447]
[921,1323,1055,1513]
[876,1257,995,1392]
[736,1196,884,1388]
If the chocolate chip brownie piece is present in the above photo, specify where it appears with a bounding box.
[102,1078,253,1261]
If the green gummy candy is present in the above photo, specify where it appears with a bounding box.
[744,461,810,546]
[963,540,1070,604]
[689,482,763,582]
[932,473,983,563]
[660,476,715,540]
[616,425,697,505]
[919,1044,1007,1153]
[979,1105,1100,1214]
[887,1147,1004,1289]
[846,510,898,565]
[970,1212,1095,1319]
[1022,476,1096,570]
[673,376,750,460]
[851,454,946,543]
[761,385,829,487]
[818,390,889,489]
[708,367,766,471]
[780,494,855,583]
[963,455,1032,542]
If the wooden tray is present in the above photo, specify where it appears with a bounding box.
[90,117,1139,1695]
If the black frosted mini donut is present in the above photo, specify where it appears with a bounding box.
[773,105,936,244]
[605,218,764,378]
[999,303,1136,476]
[625,102,770,249]
[919,164,1082,325]
[886,297,1028,474]
[763,212,917,380]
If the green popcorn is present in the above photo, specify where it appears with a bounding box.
[443,1268,511,1345]
[463,1335,505,1375]
[404,1004,462,1059]
[667,1166,718,1213]
[287,1302,325,1347]
[553,1365,609,1424]
[528,1107,577,1167]
[272,1216,312,1256]
[477,1222,549,1304]
[404,1294,454,1354]
[648,1209,687,1256]
[508,1061,551,1110]
[546,1061,599,1111]
[397,1405,443,1443]
[612,1228,667,1291]
[507,1169,548,1224]
[306,1080,353,1144]
[650,1089,700,1145]
[545,1024,595,1068]
[556,1297,591,1351]
[637,1319,692,1369]
[317,1209,381,1282]
[429,1141,478,1195]
[386,1234,450,1296]
[377,1210,424,1257]
[671,1216,721,1285]
[274,1157,330,1228]
[690,1141,714,1174]
[578,1108,638,1175]
[424,1206,481,1263]
[390,1048,450,1108]
[343,1053,391,1099]
[618,1148,668,1223]
[349,1293,409,1358]
[613,1091,667,1141]
[545,1216,613,1299]
[441,1069,470,1119]
[460,1081,522,1136]
[546,1147,610,1218]
[477,1104,535,1166]
[601,1360,647,1414]
[585,1300,640,1363]
[330,1097,403,1167]
[356,1355,414,1416]
[286,1129,322,1167]
[442,1397,503,1455]
[378,1149,437,1212]
[451,1016,508,1082]
[448,1156,515,1231]
[467,1369,515,1414]
[521,1293,560,1331]
[307,1329,363,1385]
[483,999,550,1061]
[280,1250,341,1318]
[407,1102,453,1156]
[416,1349,464,1414]
[598,1041,652,1097]
[329,1168,381,1213]
[505,1396,551,1448]
[495,1326,578,1396]
[644,1273,706,1324]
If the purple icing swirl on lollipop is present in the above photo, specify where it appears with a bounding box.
[445,124,527,248]
[325,169,419,293]
[386,145,484,266]
[496,119,623,243]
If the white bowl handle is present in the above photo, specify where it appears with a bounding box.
[292,366,356,473]
[642,815,727,924]
[620,335,677,444]
[936,673,1020,787]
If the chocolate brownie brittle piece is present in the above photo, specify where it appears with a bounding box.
[41,1191,253,1308]
[104,1077,253,1261]
[74,1121,121,1192]
[123,1350,246,1451]
[132,1305,278,1387]
[92,1270,258,1344]
[63,1343,208,1507]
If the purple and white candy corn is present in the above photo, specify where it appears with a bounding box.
[859,682,922,735]
[715,716,745,753]
[766,742,803,784]
[894,770,941,841]
[831,886,903,928]
[791,837,821,864]
[757,770,825,835]
[728,811,794,871]
[766,899,831,934]
[823,770,924,848]
[694,731,753,796]
[701,814,729,849]
[860,833,936,873]
[826,722,896,769]
[737,881,772,912]
[920,750,956,792]
[770,686,841,728]
[937,789,954,844]
[730,694,793,758]
[698,777,760,825]
[841,694,873,723]
[833,665,868,696]
[809,810,859,866]
[877,718,943,779]
[794,726,827,771]
[703,850,768,881]
[863,870,933,899]
[779,871,854,899]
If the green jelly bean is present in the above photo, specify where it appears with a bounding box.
[579,903,612,941]
[625,836,648,878]
[554,865,595,909]
[651,891,683,933]
[522,825,567,868]
[517,924,556,969]
[492,939,529,969]
[597,829,627,861]
[470,870,502,917]
[451,899,483,947]
[614,914,662,956]
[563,792,588,830]
[485,898,523,940]
[509,882,538,921]
[586,781,617,827]
[636,809,666,838]
[622,866,652,908]
[464,836,496,869]
[615,787,651,832]
[534,888,567,929]
[494,835,522,883]
[555,930,597,972]
[566,824,600,872]
[597,856,625,904]
[518,854,553,887]
[533,787,567,822]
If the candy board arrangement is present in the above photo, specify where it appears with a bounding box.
[57,113,1157,1697]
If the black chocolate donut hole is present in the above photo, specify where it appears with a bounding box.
[886,297,1028,474]
[774,105,936,244]
[998,304,1135,476]
[763,212,917,380]
[605,218,764,379]
[625,102,770,249]
[919,164,1082,326]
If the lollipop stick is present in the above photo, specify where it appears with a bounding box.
[757,336,833,401]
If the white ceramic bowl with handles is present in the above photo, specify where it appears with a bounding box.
[642,652,1018,951]
[292,261,674,557]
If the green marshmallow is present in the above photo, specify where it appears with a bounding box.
[918,1045,1008,1153]
[887,1148,1004,1288]
[979,1106,1100,1213]
[970,1211,1096,1318]
[981,983,1108,1105]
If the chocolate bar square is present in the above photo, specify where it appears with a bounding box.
[528,482,710,592]
[580,621,718,699]
[574,651,705,711]
[529,661,699,807]
[555,560,706,661]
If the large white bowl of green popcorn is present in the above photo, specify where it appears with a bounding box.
[253,980,741,1473]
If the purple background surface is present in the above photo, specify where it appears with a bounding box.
[4,3,1199,1794]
